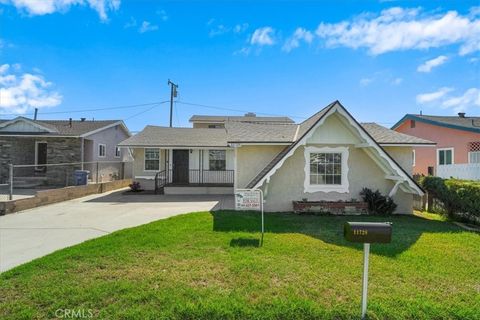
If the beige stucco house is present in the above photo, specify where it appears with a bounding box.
[119,101,434,213]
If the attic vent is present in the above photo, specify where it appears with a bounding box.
[80,118,86,122]
[245,112,256,117]
[458,112,466,118]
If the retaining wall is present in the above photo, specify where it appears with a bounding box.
[0,179,132,215]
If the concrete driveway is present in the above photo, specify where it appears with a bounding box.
[0,189,234,272]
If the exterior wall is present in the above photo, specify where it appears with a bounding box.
[395,120,480,175]
[85,124,131,162]
[132,148,167,179]
[383,146,413,175]
[260,144,412,213]
[236,145,286,188]
[192,123,225,129]
[0,136,82,185]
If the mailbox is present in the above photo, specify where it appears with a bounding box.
[344,222,392,244]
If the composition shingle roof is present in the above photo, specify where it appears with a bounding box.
[120,103,435,147]
[0,117,125,136]
[189,115,294,124]
[118,126,229,147]
[392,114,480,133]
[362,123,434,145]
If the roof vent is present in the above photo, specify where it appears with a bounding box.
[245,112,256,117]
[69,118,72,127]
[80,117,86,122]
[458,112,466,118]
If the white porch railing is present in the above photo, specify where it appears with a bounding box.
[437,163,480,180]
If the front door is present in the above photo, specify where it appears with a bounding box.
[172,150,189,184]
[36,142,47,171]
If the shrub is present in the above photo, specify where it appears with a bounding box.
[360,188,397,216]
[129,181,143,192]
[420,176,480,224]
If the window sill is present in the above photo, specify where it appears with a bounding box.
[304,184,349,194]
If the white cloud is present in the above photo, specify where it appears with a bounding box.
[1,0,120,21]
[417,55,448,72]
[391,77,403,85]
[139,21,158,33]
[156,9,168,21]
[416,87,453,104]
[0,64,62,114]
[209,24,229,37]
[282,27,314,52]
[233,23,249,34]
[250,27,275,46]
[442,88,480,112]
[360,78,373,86]
[124,16,136,29]
[315,7,480,55]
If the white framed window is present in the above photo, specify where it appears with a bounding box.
[144,148,160,171]
[98,144,106,158]
[469,151,480,164]
[412,150,416,167]
[304,146,349,193]
[209,150,226,170]
[115,146,121,158]
[437,148,454,166]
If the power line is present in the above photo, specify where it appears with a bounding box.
[0,101,169,117]
[176,100,308,120]
[124,102,168,120]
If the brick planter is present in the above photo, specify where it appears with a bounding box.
[292,200,368,215]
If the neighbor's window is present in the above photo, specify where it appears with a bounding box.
[309,153,342,185]
[144,148,160,171]
[115,146,121,158]
[438,148,453,165]
[469,152,480,163]
[98,144,106,157]
[209,150,226,170]
[410,120,416,128]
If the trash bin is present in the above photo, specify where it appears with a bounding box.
[74,170,90,186]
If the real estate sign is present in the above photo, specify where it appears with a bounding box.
[235,189,262,211]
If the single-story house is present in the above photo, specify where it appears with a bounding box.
[392,113,480,180]
[0,116,131,186]
[119,101,434,213]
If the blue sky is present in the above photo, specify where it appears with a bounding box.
[0,0,479,132]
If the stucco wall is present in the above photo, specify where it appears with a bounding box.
[85,124,131,162]
[260,144,412,213]
[236,145,286,189]
[383,146,413,175]
[395,119,480,175]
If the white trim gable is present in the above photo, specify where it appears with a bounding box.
[251,101,424,196]
[0,117,58,133]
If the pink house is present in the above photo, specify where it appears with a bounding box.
[392,113,480,179]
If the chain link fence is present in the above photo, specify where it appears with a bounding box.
[0,161,132,201]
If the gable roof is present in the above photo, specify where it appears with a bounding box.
[118,126,229,147]
[0,117,129,137]
[362,123,434,145]
[392,114,480,134]
[189,114,294,124]
[246,101,424,196]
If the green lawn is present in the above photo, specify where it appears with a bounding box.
[1,212,479,319]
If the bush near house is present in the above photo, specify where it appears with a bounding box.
[420,176,480,224]
[360,188,397,216]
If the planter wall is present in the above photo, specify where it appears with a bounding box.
[293,201,368,215]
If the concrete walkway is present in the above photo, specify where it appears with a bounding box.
[0,189,234,272]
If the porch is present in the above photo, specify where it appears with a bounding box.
[155,169,234,194]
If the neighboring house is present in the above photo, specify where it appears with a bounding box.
[120,101,432,213]
[0,116,131,185]
[392,113,480,180]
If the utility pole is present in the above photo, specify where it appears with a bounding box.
[168,79,178,127]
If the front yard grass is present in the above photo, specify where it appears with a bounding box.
[1,211,479,319]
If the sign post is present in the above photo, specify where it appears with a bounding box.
[344,222,392,319]
[235,188,264,245]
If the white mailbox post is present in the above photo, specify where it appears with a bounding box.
[235,188,264,244]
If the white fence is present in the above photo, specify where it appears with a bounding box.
[437,163,480,180]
